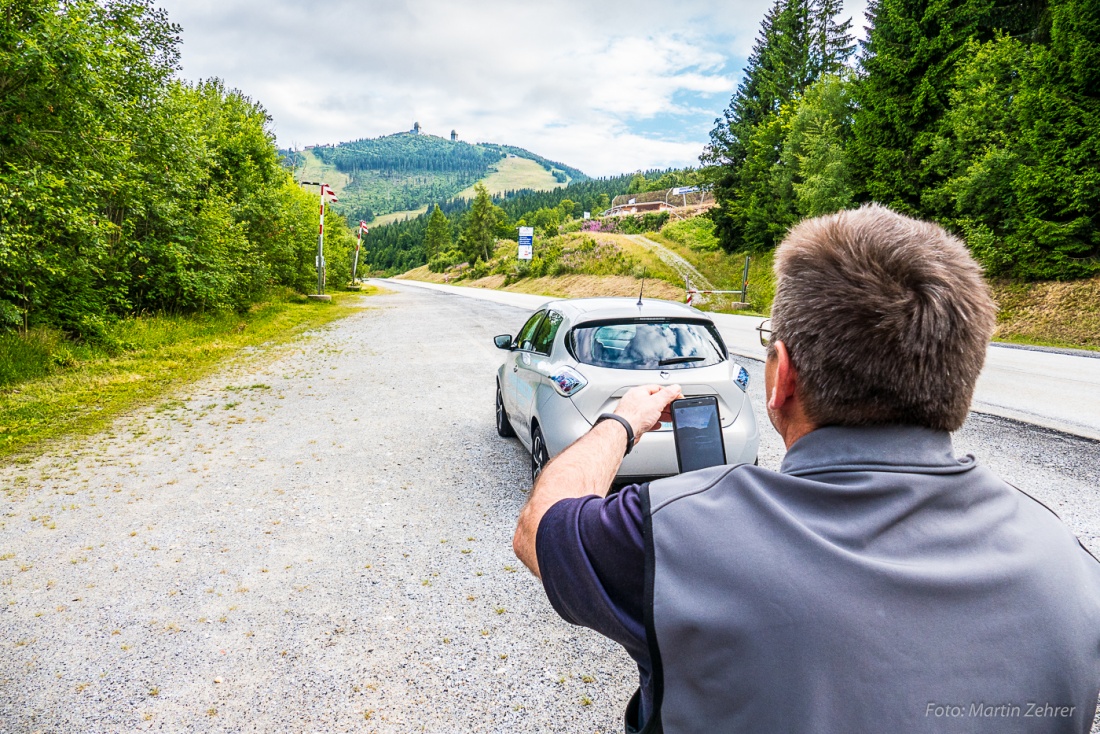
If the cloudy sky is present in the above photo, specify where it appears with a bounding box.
[156,0,867,177]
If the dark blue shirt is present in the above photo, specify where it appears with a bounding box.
[536,485,652,715]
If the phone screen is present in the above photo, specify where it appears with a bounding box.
[671,397,726,473]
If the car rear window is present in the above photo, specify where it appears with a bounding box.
[569,320,727,370]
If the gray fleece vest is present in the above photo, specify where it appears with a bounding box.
[631,426,1100,733]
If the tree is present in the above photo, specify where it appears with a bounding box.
[0,0,348,336]
[923,0,1100,279]
[703,0,854,252]
[458,183,505,263]
[781,73,856,218]
[810,0,855,76]
[423,204,452,259]
[849,0,1048,214]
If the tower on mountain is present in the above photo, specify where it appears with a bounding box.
[450,130,457,141]
[412,122,421,134]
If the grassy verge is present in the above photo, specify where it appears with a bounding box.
[399,269,684,301]
[991,277,1100,351]
[404,209,1100,350]
[426,232,683,288]
[0,288,376,459]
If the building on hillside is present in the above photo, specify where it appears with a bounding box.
[600,187,713,217]
[411,122,421,134]
[450,130,457,141]
[602,200,675,217]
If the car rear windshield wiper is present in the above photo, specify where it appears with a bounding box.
[658,356,705,366]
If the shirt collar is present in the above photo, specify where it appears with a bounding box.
[779,425,974,477]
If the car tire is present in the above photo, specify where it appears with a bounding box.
[496,383,516,438]
[531,425,549,483]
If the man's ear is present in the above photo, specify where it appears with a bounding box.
[767,340,798,412]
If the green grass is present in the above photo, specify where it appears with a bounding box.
[463,232,681,285]
[454,157,566,199]
[989,277,1100,350]
[292,149,351,197]
[371,205,430,227]
[365,158,566,228]
[0,289,372,459]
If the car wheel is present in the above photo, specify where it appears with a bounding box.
[531,425,549,483]
[495,383,515,438]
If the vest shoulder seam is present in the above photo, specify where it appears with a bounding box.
[650,464,745,514]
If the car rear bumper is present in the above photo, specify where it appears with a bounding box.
[617,405,760,480]
[537,395,761,481]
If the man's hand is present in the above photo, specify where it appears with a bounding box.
[513,383,683,578]
[615,384,683,443]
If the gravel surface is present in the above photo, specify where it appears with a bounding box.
[1,284,1097,732]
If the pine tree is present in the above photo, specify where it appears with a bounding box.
[810,0,854,76]
[459,183,505,264]
[423,204,452,259]
[849,0,1049,214]
[924,0,1099,279]
[704,0,855,252]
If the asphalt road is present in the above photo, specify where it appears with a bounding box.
[392,278,1100,441]
[1,283,1097,732]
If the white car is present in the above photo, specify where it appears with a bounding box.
[494,297,760,482]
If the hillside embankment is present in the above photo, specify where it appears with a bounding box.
[401,214,1100,351]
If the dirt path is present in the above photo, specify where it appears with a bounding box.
[625,234,715,291]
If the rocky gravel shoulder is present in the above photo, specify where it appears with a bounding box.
[0,290,635,733]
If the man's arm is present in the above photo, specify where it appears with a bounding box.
[513,383,682,578]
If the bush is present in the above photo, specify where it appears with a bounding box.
[617,212,670,234]
[578,212,670,235]
[661,217,720,251]
[428,249,465,273]
[466,260,491,280]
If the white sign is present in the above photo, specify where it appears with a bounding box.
[583,211,590,219]
[518,226,534,260]
[671,186,700,195]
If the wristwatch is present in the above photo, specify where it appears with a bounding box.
[595,413,635,456]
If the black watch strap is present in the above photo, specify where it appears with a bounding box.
[595,413,634,456]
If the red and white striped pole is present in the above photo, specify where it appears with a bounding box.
[316,190,326,295]
[300,181,337,296]
[353,221,367,283]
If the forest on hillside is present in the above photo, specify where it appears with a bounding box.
[704,0,1099,280]
[287,134,589,225]
[0,0,356,339]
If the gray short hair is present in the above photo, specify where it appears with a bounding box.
[771,204,997,432]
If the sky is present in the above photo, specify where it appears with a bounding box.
[156,0,868,177]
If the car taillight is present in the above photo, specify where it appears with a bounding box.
[735,365,749,391]
[549,366,588,397]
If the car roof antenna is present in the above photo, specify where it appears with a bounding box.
[637,268,646,308]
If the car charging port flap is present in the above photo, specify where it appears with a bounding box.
[548,365,588,397]
[735,365,749,391]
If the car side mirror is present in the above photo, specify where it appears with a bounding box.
[494,334,514,350]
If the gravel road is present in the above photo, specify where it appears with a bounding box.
[1,284,1097,732]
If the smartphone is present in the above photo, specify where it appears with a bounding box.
[670,396,726,473]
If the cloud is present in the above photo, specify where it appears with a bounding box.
[156,0,866,175]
